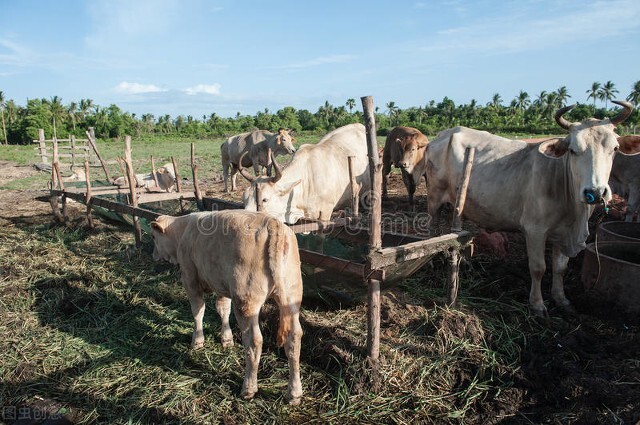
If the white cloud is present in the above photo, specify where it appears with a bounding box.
[183,83,222,96]
[115,81,166,94]
[279,54,355,70]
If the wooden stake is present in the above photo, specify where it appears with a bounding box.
[85,130,112,182]
[447,249,461,305]
[451,147,475,232]
[70,135,76,169]
[85,160,94,229]
[150,155,160,189]
[171,156,182,192]
[38,129,47,163]
[348,156,360,218]
[361,95,382,366]
[116,157,127,186]
[191,143,203,210]
[124,136,142,246]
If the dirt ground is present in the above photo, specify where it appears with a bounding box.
[2,163,640,424]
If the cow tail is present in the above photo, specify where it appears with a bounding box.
[267,218,293,347]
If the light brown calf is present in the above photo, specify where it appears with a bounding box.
[151,210,304,404]
[382,126,429,205]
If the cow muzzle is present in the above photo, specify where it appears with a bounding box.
[583,187,607,204]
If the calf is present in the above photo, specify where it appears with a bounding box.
[114,163,176,192]
[151,210,304,404]
[382,126,429,205]
[609,135,640,221]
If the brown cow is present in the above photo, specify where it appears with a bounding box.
[382,126,429,204]
[151,210,304,404]
[610,135,640,221]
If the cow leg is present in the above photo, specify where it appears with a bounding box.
[625,187,640,222]
[216,296,233,348]
[253,163,261,177]
[222,160,230,193]
[401,169,416,205]
[281,287,304,405]
[266,164,272,178]
[230,165,239,191]
[183,272,206,349]
[235,303,263,400]
[524,232,548,317]
[382,161,392,199]
[551,245,572,310]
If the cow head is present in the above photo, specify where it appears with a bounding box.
[395,133,428,173]
[274,128,297,155]
[540,100,633,205]
[240,152,303,224]
[150,215,180,264]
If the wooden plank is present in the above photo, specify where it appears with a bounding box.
[288,217,349,234]
[124,135,142,246]
[451,147,475,232]
[368,231,473,269]
[171,156,182,193]
[298,249,384,281]
[138,192,195,204]
[85,161,94,228]
[85,130,112,182]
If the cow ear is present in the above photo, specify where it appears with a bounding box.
[157,167,166,174]
[151,220,166,233]
[276,179,302,195]
[540,138,568,158]
[617,135,640,154]
[418,139,428,148]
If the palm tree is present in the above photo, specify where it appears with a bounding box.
[513,90,530,125]
[599,80,619,109]
[79,98,94,124]
[67,101,78,132]
[345,98,356,114]
[488,93,502,110]
[627,80,640,107]
[0,91,7,145]
[386,101,400,126]
[47,96,65,139]
[556,86,571,108]
[586,82,601,107]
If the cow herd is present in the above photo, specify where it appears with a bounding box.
[149,101,636,403]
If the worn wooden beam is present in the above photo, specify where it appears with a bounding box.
[171,156,182,193]
[447,249,461,306]
[150,155,160,189]
[85,130,112,182]
[124,136,142,246]
[84,161,94,229]
[191,143,203,210]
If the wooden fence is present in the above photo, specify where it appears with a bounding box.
[33,128,100,169]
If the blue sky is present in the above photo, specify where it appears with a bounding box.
[1,0,639,118]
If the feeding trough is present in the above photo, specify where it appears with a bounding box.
[582,239,640,314]
[596,221,640,244]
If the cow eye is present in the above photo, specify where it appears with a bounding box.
[613,146,619,152]
[569,148,576,155]
[262,198,268,203]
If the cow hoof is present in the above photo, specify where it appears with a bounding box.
[191,341,205,350]
[288,396,301,406]
[529,305,549,319]
[241,390,256,400]
[221,338,234,348]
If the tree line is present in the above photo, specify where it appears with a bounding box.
[1,80,639,145]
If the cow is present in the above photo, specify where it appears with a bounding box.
[609,135,640,221]
[425,100,633,317]
[221,128,297,192]
[239,123,371,224]
[114,163,176,192]
[382,126,429,205]
[150,210,304,404]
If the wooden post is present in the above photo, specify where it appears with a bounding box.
[116,157,127,186]
[191,143,203,210]
[255,185,263,212]
[70,135,76,169]
[361,95,382,366]
[124,136,142,246]
[85,130,112,182]
[447,249,461,305]
[451,147,475,232]
[85,160,94,229]
[38,129,48,163]
[150,156,160,189]
[171,156,182,193]
[348,156,360,218]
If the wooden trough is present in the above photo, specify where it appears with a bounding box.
[46,96,473,366]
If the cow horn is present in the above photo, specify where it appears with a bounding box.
[610,100,634,126]
[237,151,256,182]
[270,150,283,183]
[554,104,575,130]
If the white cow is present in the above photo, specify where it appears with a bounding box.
[239,123,372,224]
[426,101,633,316]
[151,210,304,404]
[609,135,640,221]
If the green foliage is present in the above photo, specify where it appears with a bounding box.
[1,80,639,144]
